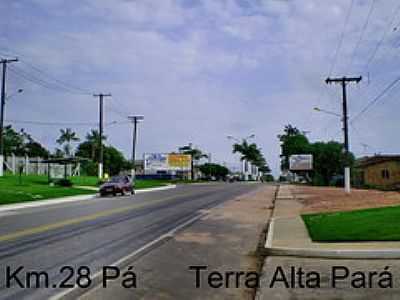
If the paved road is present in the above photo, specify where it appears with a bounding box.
[0,182,258,299]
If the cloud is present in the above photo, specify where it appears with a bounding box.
[1,0,400,176]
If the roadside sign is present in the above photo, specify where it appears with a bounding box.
[144,153,192,173]
[289,154,313,171]
[144,153,169,171]
[168,154,191,170]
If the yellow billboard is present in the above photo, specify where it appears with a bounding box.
[168,154,191,170]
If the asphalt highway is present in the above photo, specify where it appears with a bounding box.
[0,182,259,299]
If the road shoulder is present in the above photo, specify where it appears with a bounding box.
[79,184,275,300]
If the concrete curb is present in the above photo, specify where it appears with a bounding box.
[0,185,177,213]
[264,218,400,259]
[0,194,97,213]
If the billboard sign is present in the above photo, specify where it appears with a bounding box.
[144,153,168,171]
[144,153,192,172]
[289,154,313,171]
[168,154,191,170]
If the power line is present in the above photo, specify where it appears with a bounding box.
[351,74,400,123]
[364,2,400,72]
[19,60,91,95]
[350,123,377,155]
[346,0,376,73]
[328,0,355,76]
[5,119,98,126]
[8,65,87,95]
[0,48,92,95]
[5,119,122,127]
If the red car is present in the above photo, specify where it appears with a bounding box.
[99,175,134,196]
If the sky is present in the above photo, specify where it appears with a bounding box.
[1,0,400,176]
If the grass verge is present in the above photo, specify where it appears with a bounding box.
[302,205,400,241]
[0,175,93,205]
[0,175,176,205]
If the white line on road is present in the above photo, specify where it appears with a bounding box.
[50,212,206,300]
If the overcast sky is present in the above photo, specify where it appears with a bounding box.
[1,0,400,176]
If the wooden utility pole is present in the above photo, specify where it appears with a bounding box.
[325,76,362,193]
[128,115,144,188]
[93,93,111,179]
[0,58,18,177]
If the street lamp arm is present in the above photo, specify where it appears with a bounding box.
[313,107,341,117]
[5,88,23,101]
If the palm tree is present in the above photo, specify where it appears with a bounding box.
[56,128,80,157]
[232,140,270,176]
[85,129,106,160]
[232,140,260,163]
[179,144,208,180]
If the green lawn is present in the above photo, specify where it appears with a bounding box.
[302,205,400,242]
[70,175,99,187]
[0,175,93,205]
[0,175,174,205]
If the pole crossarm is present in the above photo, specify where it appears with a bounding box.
[325,76,362,84]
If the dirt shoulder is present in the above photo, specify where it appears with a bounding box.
[80,184,275,300]
[292,185,400,214]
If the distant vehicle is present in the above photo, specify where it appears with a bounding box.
[99,175,134,196]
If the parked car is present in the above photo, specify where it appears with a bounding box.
[99,175,134,196]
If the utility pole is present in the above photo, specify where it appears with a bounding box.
[128,115,144,188]
[0,58,18,177]
[93,93,111,179]
[325,76,362,193]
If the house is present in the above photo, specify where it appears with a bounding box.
[355,155,400,189]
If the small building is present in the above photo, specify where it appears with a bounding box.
[355,155,400,189]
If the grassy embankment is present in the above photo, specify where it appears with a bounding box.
[302,205,400,241]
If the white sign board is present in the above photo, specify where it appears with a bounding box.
[144,153,169,171]
[289,154,313,171]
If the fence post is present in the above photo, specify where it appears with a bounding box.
[36,157,40,175]
[25,155,29,175]
[12,153,16,175]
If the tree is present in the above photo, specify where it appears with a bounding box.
[25,141,49,158]
[199,163,229,180]
[278,124,311,171]
[3,126,25,157]
[3,126,49,158]
[104,145,132,176]
[56,128,80,157]
[310,141,355,186]
[179,144,208,180]
[232,140,270,173]
[76,130,130,176]
[278,124,355,186]
[85,129,105,160]
[232,140,261,163]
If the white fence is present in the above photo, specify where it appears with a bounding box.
[4,154,80,178]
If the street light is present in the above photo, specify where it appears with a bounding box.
[128,115,144,191]
[313,107,341,118]
[5,88,23,101]
[227,134,255,142]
